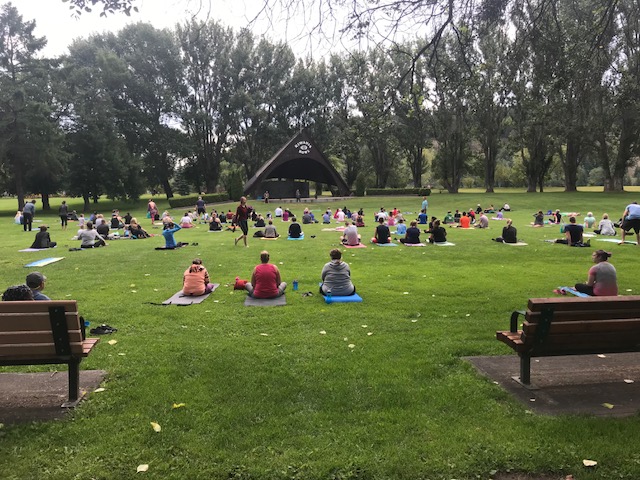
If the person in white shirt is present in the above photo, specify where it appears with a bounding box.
[336,209,345,222]
[180,212,194,228]
[275,206,283,217]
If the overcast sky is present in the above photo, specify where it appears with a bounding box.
[11,0,356,59]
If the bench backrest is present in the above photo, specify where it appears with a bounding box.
[0,301,83,361]
[522,296,640,355]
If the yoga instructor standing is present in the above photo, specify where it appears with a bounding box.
[234,196,251,247]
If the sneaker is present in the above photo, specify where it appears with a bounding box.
[584,239,591,247]
[89,324,118,335]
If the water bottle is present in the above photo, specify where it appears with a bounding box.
[326,289,332,303]
[293,279,298,291]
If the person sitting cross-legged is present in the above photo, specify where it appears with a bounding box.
[288,217,303,238]
[245,251,287,298]
[493,219,518,244]
[400,221,421,244]
[340,220,361,246]
[320,249,356,297]
[78,221,107,248]
[183,258,214,296]
[371,217,391,244]
[552,216,590,247]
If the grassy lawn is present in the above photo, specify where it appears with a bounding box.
[1,191,640,479]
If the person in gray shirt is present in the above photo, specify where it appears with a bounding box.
[320,249,356,297]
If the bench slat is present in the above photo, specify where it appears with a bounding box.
[0,314,81,332]
[0,342,86,357]
[0,301,79,314]
[524,308,640,323]
[522,318,640,335]
[0,330,83,344]
[527,296,640,312]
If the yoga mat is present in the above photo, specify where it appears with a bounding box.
[598,238,637,245]
[435,242,456,246]
[19,247,57,252]
[162,284,220,305]
[287,234,304,240]
[344,243,366,248]
[260,237,280,240]
[321,228,339,232]
[325,293,363,304]
[244,295,287,307]
[555,286,590,298]
[374,242,397,247]
[505,242,528,246]
[583,233,596,238]
[25,257,64,267]
[403,243,426,247]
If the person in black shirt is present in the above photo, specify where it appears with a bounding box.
[552,216,589,247]
[493,219,518,243]
[30,225,57,249]
[372,217,391,244]
[427,220,447,244]
[288,217,303,238]
[400,221,421,244]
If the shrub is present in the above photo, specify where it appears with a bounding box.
[365,187,431,196]
[168,193,229,208]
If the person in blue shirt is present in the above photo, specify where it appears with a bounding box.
[26,272,50,300]
[417,209,428,224]
[395,218,407,235]
[421,196,428,215]
[620,201,640,245]
[162,222,183,249]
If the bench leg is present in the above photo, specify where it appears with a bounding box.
[62,359,81,408]
[519,354,531,385]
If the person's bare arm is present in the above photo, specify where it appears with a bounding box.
[586,272,596,286]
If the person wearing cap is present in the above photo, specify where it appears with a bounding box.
[26,272,50,300]
[30,225,57,249]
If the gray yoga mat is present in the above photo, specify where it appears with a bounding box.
[244,295,287,307]
[162,284,220,305]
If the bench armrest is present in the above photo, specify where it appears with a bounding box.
[510,310,526,332]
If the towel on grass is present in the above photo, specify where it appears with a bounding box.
[19,247,57,252]
[25,257,64,267]
[244,295,287,307]
[162,284,220,305]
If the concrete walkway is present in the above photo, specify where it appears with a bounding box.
[466,353,640,417]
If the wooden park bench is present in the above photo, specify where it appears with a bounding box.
[496,296,640,386]
[0,301,99,407]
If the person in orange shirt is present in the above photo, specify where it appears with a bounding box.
[183,258,214,296]
[458,211,471,228]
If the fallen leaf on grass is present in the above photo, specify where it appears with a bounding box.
[130,284,136,288]
[361,324,367,328]
[172,403,186,409]
[602,403,614,409]
[137,464,149,473]
[144,274,150,276]
[131,290,137,293]
[348,344,355,349]
[319,330,326,335]
[411,319,418,323]
[118,353,126,356]
[583,459,598,467]
[94,388,106,393]
[108,339,118,345]
[260,333,269,336]
[150,422,161,432]
[465,314,471,317]
[153,288,158,292]
[403,292,409,295]
[66,294,72,297]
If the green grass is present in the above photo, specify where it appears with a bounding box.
[1,191,640,479]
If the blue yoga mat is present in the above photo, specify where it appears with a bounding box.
[556,286,590,298]
[287,234,305,240]
[325,293,363,304]
[25,257,64,268]
[374,242,397,247]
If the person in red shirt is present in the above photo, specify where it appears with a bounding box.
[183,258,214,296]
[234,196,251,247]
[458,212,471,228]
[245,251,287,299]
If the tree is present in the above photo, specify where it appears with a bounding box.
[0,3,62,209]
[64,0,138,17]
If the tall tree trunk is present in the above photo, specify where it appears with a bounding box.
[563,136,580,192]
[162,178,174,199]
[82,193,90,212]
[484,138,497,193]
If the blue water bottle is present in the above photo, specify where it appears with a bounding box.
[293,279,298,291]
[326,289,332,304]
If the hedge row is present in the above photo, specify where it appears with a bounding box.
[168,193,230,209]
[366,188,431,196]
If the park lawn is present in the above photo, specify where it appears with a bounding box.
[1,191,640,479]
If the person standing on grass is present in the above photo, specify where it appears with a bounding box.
[23,200,36,232]
[59,201,68,230]
[195,196,206,218]
[245,251,287,298]
[148,198,158,224]
[234,196,251,247]
[421,196,428,216]
[183,258,214,296]
[295,189,301,202]
[574,250,618,296]
[619,201,640,245]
